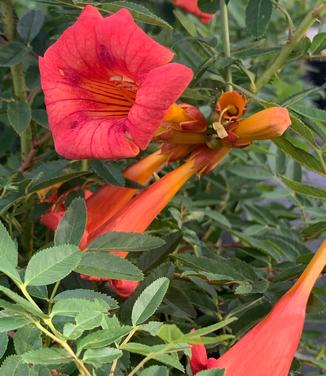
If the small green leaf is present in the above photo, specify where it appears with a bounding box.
[0,42,29,66]
[309,32,326,54]
[281,176,326,200]
[273,137,325,176]
[7,101,31,135]
[0,332,8,359]
[291,105,326,122]
[132,277,170,325]
[205,210,231,229]
[13,326,42,355]
[196,370,225,376]
[75,253,143,281]
[246,0,273,38]
[0,355,29,375]
[140,366,169,376]
[158,324,184,343]
[0,314,30,333]
[54,289,118,309]
[21,348,72,365]
[102,2,172,30]
[0,285,44,318]
[90,160,125,187]
[87,232,164,252]
[51,298,108,317]
[123,343,185,371]
[229,165,273,180]
[0,221,20,282]
[83,347,122,367]
[17,9,45,43]
[173,9,197,37]
[77,326,131,353]
[301,221,326,239]
[24,245,82,286]
[54,198,87,246]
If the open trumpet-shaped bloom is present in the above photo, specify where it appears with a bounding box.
[190,240,326,376]
[39,5,193,159]
[172,0,216,23]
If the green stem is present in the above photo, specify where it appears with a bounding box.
[220,0,232,91]
[109,327,138,376]
[255,1,326,91]
[18,283,91,376]
[0,0,32,160]
[81,159,89,172]
[33,321,92,376]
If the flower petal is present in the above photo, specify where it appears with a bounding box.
[127,63,193,150]
[96,8,174,80]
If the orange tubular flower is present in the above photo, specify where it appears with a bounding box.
[190,240,326,376]
[221,107,291,148]
[88,146,229,244]
[83,146,229,295]
[216,91,247,121]
[85,144,194,236]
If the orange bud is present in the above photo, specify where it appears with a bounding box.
[216,91,247,121]
[233,107,291,142]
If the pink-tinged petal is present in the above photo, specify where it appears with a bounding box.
[127,63,193,150]
[190,343,208,374]
[96,9,174,81]
[39,5,192,160]
[107,279,139,298]
[207,358,220,369]
[40,211,64,232]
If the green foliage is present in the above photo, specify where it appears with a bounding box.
[7,101,31,135]
[245,0,273,38]
[24,245,82,286]
[75,252,144,281]
[54,198,87,246]
[132,277,170,325]
[87,232,165,252]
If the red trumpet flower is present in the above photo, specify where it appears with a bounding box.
[172,0,216,24]
[190,240,326,376]
[39,5,192,159]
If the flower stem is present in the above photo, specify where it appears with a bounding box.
[34,321,92,376]
[109,326,138,376]
[255,1,326,91]
[17,282,91,376]
[220,0,232,91]
[0,0,32,160]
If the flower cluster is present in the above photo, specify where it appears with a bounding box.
[37,5,325,375]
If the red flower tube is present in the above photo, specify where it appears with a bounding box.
[172,0,216,23]
[190,240,326,375]
[82,146,229,293]
[39,5,193,159]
